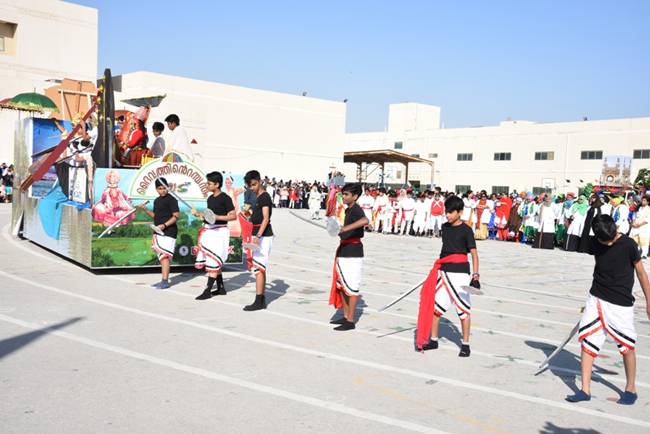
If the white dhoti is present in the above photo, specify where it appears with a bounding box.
[578,294,636,357]
[430,215,445,233]
[252,236,273,276]
[335,257,363,297]
[195,225,230,272]
[434,271,472,320]
[152,234,176,261]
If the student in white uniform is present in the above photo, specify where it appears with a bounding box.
[164,114,194,160]
[358,189,375,231]
[413,193,429,236]
[373,188,389,232]
[400,190,416,235]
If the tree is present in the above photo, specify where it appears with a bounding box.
[634,168,650,187]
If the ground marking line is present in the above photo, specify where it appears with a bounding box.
[158,285,650,390]
[109,269,650,368]
[273,248,588,302]
[272,251,583,312]
[0,313,449,434]
[268,260,650,337]
[3,270,649,428]
[267,263,592,328]
[4,225,648,359]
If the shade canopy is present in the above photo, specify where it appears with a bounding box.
[344,149,433,166]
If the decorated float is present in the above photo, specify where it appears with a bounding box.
[11,69,244,269]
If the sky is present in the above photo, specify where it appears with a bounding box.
[71,0,650,133]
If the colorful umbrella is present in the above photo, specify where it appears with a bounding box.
[9,92,58,112]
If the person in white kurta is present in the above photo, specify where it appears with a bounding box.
[630,196,650,258]
[612,197,630,235]
[399,192,416,235]
[412,194,428,235]
[373,190,389,232]
[165,114,195,160]
[308,186,322,220]
[461,193,474,225]
[566,196,589,251]
[534,196,557,249]
[358,191,375,228]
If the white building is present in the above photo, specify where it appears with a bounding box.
[114,71,345,180]
[0,0,97,163]
[345,103,650,194]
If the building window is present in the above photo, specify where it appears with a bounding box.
[532,187,550,195]
[457,153,473,161]
[634,149,650,159]
[428,153,438,158]
[492,186,509,195]
[494,152,511,161]
[0,21,17,56]
[535,151,554,160]
[456,185,471,194]
[411,153,420,158]
[394,141,403,150]
[580,150,603,160]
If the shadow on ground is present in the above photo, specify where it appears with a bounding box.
[526,340,622,396]
[0,317,83,360]
[539,421,602,433]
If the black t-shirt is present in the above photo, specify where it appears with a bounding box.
[338,203,365,258]
[589,234,640,306]
[207,192,235,226]
[251,191,273,236]
[153,194,180,238]
[440,222,475,273]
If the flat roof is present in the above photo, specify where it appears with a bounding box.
[344,149,433,165]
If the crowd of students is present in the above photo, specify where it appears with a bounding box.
[344,186,650,257]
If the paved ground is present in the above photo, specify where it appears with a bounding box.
[1,203,649,434]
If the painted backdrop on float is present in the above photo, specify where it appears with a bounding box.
[90,158,244,268]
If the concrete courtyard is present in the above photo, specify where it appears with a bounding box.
[1,204,649,434]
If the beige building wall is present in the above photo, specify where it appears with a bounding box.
[0,0,98,162]
[345,104,650,193]
[114,71,346,181]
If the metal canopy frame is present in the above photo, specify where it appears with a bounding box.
[343,149,434,187]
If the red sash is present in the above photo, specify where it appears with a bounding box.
[329,238,362,309]
[416,253,469,350]
[238,214,261,271]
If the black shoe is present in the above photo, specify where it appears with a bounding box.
[195,289,212,300]
[243,294,266,311]
[459,344,471,357]
[329,317,346,325]
[211,286,227,296]
[421,339,439,351]
[333,320,355,331]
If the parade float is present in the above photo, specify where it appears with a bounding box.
[11,69,244,269]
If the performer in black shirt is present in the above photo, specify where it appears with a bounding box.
[138,177,179,289]
[420,195,480,356]
[567,215,650,405]
[243,170,274,311]
[329,183,369,331]
[194,171,236,300]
